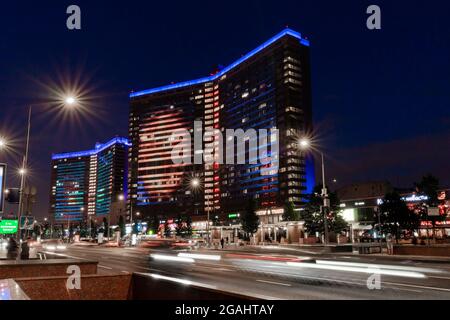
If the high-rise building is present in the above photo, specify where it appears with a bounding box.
[49,137,130,225]
[128,28,314,225]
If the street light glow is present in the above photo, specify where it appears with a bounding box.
[191,178,200,188]
[118,194,125,201]
[19,168,27,175]
[65,96,76,105]
[0,138,6,148]
[298,138,310,149]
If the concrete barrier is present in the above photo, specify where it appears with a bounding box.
[11,272,257,300]
[15,274,132,300]
[393,245,450,257]
[0,259,98,280]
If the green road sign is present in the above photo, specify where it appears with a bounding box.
[0,220,18,234]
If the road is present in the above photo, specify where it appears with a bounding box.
[39,244,450,300]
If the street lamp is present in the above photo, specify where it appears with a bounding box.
[65,96,76,105]
[0,137,6,149]
[17,95,81,248]
[299,138,310,149]
[190,177,209,245]
[191,178,200,188]
[298,137,330,245]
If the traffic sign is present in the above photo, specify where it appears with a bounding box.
[20,216,35,230]
[0,220,18,234]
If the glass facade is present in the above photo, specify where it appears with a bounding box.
[129,28,313,221]
[53,160,88,222]
[50,138,130,224]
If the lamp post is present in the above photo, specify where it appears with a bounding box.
[16,97,79,251]
[135,211,140,230]
[129,199,134,235]
[190,177,208,245]
[299,138,330,245]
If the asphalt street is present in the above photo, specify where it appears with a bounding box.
[39,244,450,300]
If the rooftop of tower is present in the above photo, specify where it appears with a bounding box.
[129,28,309,98]
[52,137,131,160]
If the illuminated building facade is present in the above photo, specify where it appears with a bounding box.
[49,137,130,225]
[338,182,450,239]
[129,28,314,223]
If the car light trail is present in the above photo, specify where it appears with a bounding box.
[315,260,442,274]
[286,262,426,279]
[138,273,218,290]
[150,254,194,263]
[226,253,304,262]
[150,274,193,285]
[177,253,221,261]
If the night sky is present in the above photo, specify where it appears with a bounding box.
[1,0,449,218]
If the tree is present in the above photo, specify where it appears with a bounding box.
[145,215,160,235]
[415,174,440,207]
[163,220,171,238]
[32,223,41,239]
[379,191,419,242]
[212,215,220,227]
[282,201,298,221]
[241,198,259,236]
[185,215,193,237]
[118,216,125,237]
[79,222,88,238]
[102,217,108,237]
[90,220,97,238]
[175,215,184,237]
[69,224,74,240]
[414,174,442,240]
[300,185,348,236]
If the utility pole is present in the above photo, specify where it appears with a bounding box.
[16,107,32,259]
[321,152,329,245]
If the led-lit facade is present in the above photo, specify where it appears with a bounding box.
[49,137,130,225]
[129,28,314,223]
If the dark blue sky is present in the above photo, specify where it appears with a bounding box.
[1,0,449,217]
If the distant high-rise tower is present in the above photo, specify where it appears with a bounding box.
[49,137,130,225]
[128,28,313,224]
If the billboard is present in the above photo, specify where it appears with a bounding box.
[0,164,5,213]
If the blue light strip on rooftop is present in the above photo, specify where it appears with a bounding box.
[52,137,131,160]
[130,28,309,98]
